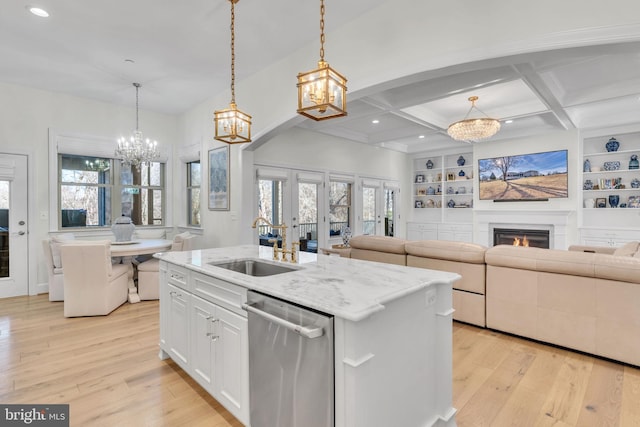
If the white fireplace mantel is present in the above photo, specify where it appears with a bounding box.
[474,210,574,249]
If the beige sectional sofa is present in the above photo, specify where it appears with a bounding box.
[485,243,640,367]
[332,236,640,367]
[347,236,488,327]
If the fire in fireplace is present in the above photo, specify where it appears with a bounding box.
[493,228,550,249]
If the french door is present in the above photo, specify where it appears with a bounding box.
[0,153,29,298]
[255,167,325,253]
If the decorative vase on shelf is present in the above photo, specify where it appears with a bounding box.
[458,170,466,177]
[605,137,620,152]
[629,154,639,170]
[631,178,640,188]
[609,194,620,208]
[447,199,456,208]
[583,179,593,190]
[457,155,466,166]
[427,186,435,195]
[584,198,595,208]
[426,159,434,169]
[583,158,591,172]
[341,226,352,247]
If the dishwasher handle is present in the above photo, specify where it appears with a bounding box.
[242,303,325,339]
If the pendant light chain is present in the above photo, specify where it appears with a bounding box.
[134,83,140,131]
[319,0,325,61]
[230,0,236,105]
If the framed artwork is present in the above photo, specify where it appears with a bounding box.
[208,146,230,210]
[596,197,607,208]
[415,174,425,183]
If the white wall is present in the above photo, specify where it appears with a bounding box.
[0,81,179,288]
[253,127,407,178]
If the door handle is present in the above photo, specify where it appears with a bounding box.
[242,303,324,339]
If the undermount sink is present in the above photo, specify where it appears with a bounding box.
[209,259,298,277]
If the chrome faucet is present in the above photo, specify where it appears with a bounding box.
[251,217,294,262]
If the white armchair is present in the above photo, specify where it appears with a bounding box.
[60,240,129,317]
[137,232,196,300]
[42,239,64,301]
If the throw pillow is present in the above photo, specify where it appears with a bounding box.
[50,233,75,268]
[171,231,192,251]
[613,241,639,257]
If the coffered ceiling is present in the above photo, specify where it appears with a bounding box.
[297,42,640,153]
[3,1,640,154]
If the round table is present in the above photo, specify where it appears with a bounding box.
[110,239,172,303]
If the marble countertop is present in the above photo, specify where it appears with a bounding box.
[155,245,460,322]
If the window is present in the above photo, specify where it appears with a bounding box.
[60,155,112,227]
[121,162,164,225]
[329,181,351,237]
[59,154,165,228]
[187,161,201,226]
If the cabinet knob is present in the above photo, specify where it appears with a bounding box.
[207,333,219,341]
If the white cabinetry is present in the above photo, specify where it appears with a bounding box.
[411,152,473,242]
[160,264,191,371]
[580,132,640,245]
[159,262,250,426]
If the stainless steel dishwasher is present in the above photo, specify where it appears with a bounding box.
[243,290,334,427]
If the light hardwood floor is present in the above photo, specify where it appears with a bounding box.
[1,294,639,426]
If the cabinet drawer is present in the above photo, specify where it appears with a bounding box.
[167,265,190,291]
[192,271,247,316]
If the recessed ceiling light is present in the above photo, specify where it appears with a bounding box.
[505,120,513,124]
[372,119,380,124]
[418,135,425,139]
[27,6,50,17]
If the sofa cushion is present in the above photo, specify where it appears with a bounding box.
[349,235,407,255]
[50,233,75,268]
[171,232,192,251]
[405,240,486,264]
[613,241,640,257]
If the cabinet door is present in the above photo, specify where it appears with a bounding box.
[159,264,169,349]
[215,305,249,424]
[168,283,190,370]
[191,296,217,392]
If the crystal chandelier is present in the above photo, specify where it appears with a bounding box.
[447,96,501,143]
[115,83,160,170]
[296,0,347,121]
[214,0,252,144]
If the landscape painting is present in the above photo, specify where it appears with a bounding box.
[478,150,568,201]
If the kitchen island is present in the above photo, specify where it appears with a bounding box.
[156,245,459,427]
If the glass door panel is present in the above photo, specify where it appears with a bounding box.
[257,179,284,248]
[0,153,28,298]
[362,186,377,235]
[384,188,396,237]
[0,180,9,278]
[296,182,318,253]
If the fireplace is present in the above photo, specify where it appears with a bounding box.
[493,228,550,249]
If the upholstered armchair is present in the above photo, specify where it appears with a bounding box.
[42,239,64,301]
[60,240,129,317]
[137,232,196,300]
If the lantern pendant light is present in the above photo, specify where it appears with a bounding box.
[214,0,252,144]
[296,0,347,121]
